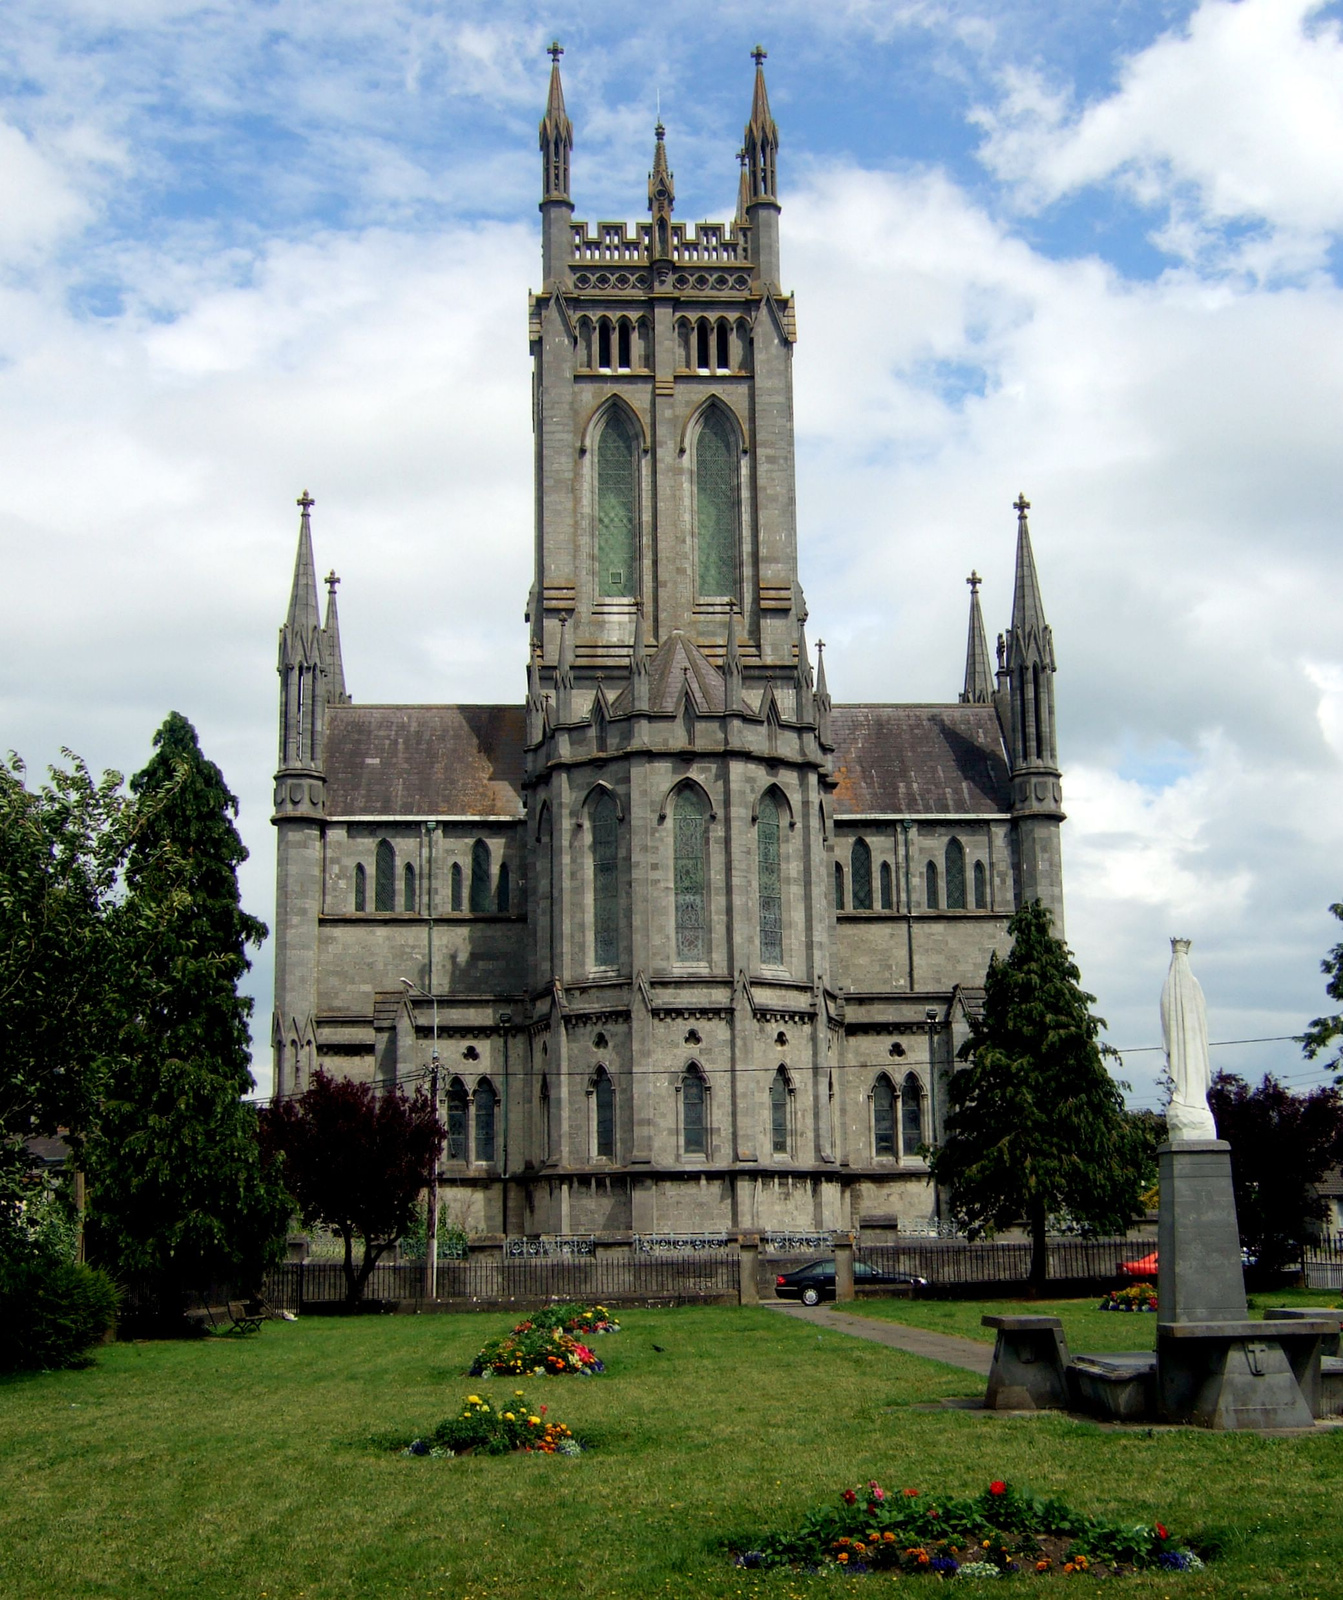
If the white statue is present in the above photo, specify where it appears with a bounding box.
[1161,937,1218,1142]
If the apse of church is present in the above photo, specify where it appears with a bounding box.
[269,47,1066,1239]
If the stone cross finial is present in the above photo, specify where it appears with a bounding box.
[816,639,825,653]
[324,569,340,593]
[966,570,981,595]
[751,44,767,66]
[1013,492,1030,519]
[297,489,315,513]
[548,41,563,62]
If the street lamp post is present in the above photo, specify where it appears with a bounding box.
[400,975,440,1301]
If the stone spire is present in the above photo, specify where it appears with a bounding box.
[814,638,833,748]
[539,42,574,284]
[734,147,749,227]
[743,45,780,284]
[526,640,545,744]
[959,569,993,705]
[1007,493,1052,675]
[322,568,349,707]
[648,122,675,264]
[277,491,324,773]
[796,613,815,724]
[286,490,321,639]
[555,611,575,722]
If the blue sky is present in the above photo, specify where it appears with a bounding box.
[4,0,1343,1104]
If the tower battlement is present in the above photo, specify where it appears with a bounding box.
[570,221,749,267]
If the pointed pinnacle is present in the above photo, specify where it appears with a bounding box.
[286,490,321,635]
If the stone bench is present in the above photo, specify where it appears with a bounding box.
[1066,1352,1155,1420]
[982,1315,1071,1410]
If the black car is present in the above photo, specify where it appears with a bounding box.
[774,1258,928,1305]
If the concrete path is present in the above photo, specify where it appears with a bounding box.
[767,1301,993,1376]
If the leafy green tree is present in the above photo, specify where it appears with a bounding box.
[82,713,288,1310]
[929,901,1146,1290]
[1302,902,1343,1077]
[1208,1071,1343,1274]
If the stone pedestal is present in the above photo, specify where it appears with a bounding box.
[983,1315,1071,1410]
[1156,1141,1246,1323]
[834,1234,855,1303]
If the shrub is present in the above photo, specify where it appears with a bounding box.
[0,1254,120,1372]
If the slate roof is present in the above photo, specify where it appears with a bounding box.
[325,705,526,817]
[829,704,1011,815]
[611,630,725,715]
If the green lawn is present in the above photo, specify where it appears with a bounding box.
[1,1304,1342,1597]
[844,1286,1343,1357]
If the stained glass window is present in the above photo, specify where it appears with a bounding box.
[770,1066,789,1155]
[683,1069,707,1155]
[974,859,988,909]
[403,862,415,912]
[374,839,395,912]
[834,861,844,910]
[497,861,511,913]
[595,1070,614,1159]
[470,839,491,913]
[474,1080,496,1163]
[597,410,636,597]
[354,863,366,912]
[447,1079,468,1162]
[945,838,966,910]
[593,792,619,966]
[880,860,894,910]
[539,1075,551,1162]
[873,1076,896,1157]
[696,409,737,599]
[674,787,708,960]
[925,860,939,910]
[901,1074,923,1157]
[758,792,782,965]
[851,838,873,910]
[450,862,463,912]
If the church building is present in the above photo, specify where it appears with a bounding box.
[269,48,1066,1238]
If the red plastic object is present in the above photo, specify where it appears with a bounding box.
[1118,1250,1158,1278]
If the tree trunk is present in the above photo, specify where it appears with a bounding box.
[341,1229,361,1304]
[1028,1203,1048,1296]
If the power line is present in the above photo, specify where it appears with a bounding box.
[1110,1034,1303,1054]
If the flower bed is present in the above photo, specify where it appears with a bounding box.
[402,1391,581,1457]
[469,1325,605,1377]
[1100,1283,1157,1313]
[735,1479,1204,1577]
[512,1302,621,1336]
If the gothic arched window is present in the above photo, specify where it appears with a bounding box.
[974,859,988,910]
[539,1074,551,1163]
[474,1080,497,1163]
[873,1074,896,1157]
[597,409,637,598]
[450,861,463,912]
[470,839,491,913]
[851,839,873,911]
[834,861,844,910]
[594,1067,615,1160]
[354,862,366,912]
[757,792,783,965]
[945,838,966,910]
[901,1073,923,1158]
[592,791,619,966]
[696,409,737,599]
[403,861,416,913]
[715,320,730,371]
[673,786,708,960]
[880,860,894,911]
[447,1078,468,1162]
[497,860,511,914]
[682,1066,707,1155]
[926,860,940,910]
[770,1065,790,1155]
[374,839,395,912]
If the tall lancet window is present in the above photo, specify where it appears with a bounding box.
[597,409,637,597]
[673,786,708,960]
[374,839,395,912]
[696,409,737,599]
[757,792,783,965]
[851,839,873,911]
[592,791,619,966]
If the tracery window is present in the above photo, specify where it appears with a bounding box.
[974,859,988,910]
[597,409,637,597]
[880,860,894,911]
[696,409,737,599]
[673,787,708,960]
[873,1074,896,1158]
[770,1066,790,1155]
[757,792,783,965]
[374,839,395,912]
[594,1068,614,1160]
[354,863,366,912]
[447,1079,468,1162]
[592,792,619,966]
[470,839,491,913]
[851,838,873,910]
[403,862,416,913]
[682,1067,707,1156]
[474,1080,497,1163]
[925,860,939,910]
[901,1074,923,1158]
[945,837,966,910]
[450,862,463,912]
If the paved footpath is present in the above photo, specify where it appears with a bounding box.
[767,1301,993,1376]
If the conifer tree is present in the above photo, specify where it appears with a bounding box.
[83,713,288,1311]
[929,900,1145,1290]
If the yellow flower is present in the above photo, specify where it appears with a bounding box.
[514,1390,525,1397]
[503,1413,515,1421]
[528,1416,541,1426]
[467,1395,481,1405]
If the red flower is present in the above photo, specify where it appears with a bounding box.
[843,1490,857,1505]
[903,1489,919,1498]
[1155,1523,1168,1541]
[989,1481,1007,1496]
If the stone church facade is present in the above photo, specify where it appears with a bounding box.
[269,49,1066,1239]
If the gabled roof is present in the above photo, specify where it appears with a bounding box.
[325,705,526,817]
[829,704,1010,815]
[612,630,724,715]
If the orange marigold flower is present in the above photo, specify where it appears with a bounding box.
[836,1553,849,1565]
[1036,1560,1051,1572]
[882,1532,896,1544]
